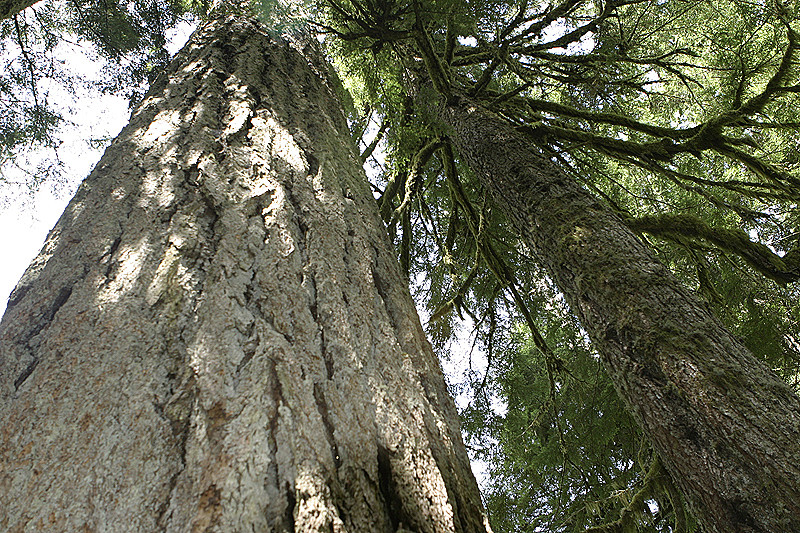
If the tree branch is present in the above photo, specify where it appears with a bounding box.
[626,213,800,284]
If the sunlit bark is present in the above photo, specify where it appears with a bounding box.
[0,14,488,532]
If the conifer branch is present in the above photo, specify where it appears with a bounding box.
[440,142,561,371]
[359,117,388,162]
[411,0,452,100]
[389,137,442,229]
[582,458,667,533]
[13,14,39,109]
[626,213,800,284]
[443,9,456,66]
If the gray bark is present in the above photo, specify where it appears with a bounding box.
[437,95,800,533]
[0,15,488,533]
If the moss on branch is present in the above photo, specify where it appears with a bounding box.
[626,213,800,284]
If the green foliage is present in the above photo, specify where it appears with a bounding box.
[315,0,800,530]
[4,0,800,529]
[0,0,198,191]
[0,6,65,164]
[66,0,190,99]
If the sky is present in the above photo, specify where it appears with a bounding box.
[0,22,195,318]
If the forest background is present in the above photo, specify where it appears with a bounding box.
[1,0,800,532]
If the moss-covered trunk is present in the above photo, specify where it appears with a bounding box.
[0,15,488,532]
[438,95,800,533]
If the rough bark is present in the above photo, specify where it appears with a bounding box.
[0,15,488,533]
[437,95,800,533]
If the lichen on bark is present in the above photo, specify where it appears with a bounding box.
[435,94,800,533]
[0,14,488,533]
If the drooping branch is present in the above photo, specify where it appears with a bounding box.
[411,9,451,99]
[388,136,442,229]
[439,142,560,370]
[583,458,670,533]
[625,213,800,284]
[359,116,388,162]
[13,14,40,108]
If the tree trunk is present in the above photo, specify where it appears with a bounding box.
[0,15,488,533]
[437,95,800,533]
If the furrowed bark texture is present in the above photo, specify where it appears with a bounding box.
[438,97,800,533]
[0,16,488,533]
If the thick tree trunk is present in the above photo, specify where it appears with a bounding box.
[0,15,488,533]
[438,96,800,532]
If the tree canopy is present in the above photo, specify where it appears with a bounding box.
[314,0,800,530]
[3,0,800,531]
[0,0,203,189]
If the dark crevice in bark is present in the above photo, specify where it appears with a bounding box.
[313,382,342,469]
[12,357,39,391]
[320,328,333,379]
[265,381,290,531]
[236,327,257,376]
[236,270,260,379]
[16,280,80,382]
[101,235,123,281]
[304,150,320,177]
[162,375,196,434]
[182,161,202,186]
[428,439,468,533]
[376,444,415,532]
[306,272,319,321]
[451,488,468,533]
[371,266,388,306]
[195,185,220,244]
[29,284,73,344]
[284,481,297,533]
[261,308,295,347]
[250,86,263,109]
[156,370,195,529]
[244,189,275,217]
[269,357,286,408]
[282,177,311,272]
[238,343,256,374]
[157,411,191,529]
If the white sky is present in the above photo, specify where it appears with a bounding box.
[0,22,195,317]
